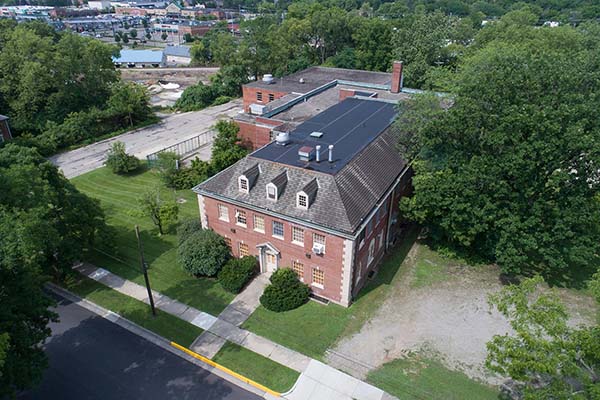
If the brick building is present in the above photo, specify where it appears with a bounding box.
[194,97,412,306]
[235,61,407,151]
[0,115,12,143]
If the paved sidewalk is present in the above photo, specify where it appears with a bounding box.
[191,274,270,357]
[74,263,395,400]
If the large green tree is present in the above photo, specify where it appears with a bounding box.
[0,144,107,396]
[398,24,600,282]
[487,276,600,399]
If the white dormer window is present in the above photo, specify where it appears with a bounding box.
[239,176,249,193]
[266,183,277,200]
[297,192,308,209]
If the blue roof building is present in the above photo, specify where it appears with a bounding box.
[112,50,166,67]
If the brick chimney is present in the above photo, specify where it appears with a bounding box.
[391,61,403,93]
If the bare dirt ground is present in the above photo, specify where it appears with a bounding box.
[328,243,598,385]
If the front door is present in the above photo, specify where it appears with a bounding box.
[265,252,278,273]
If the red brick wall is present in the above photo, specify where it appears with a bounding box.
[339,88,355,102]
[391,61,403,93]
[203,196,347,304]
[242,86,288,113]
[236,118,285,150]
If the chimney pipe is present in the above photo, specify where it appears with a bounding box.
[391,61,403,94]
[328,145,334,163]
[316,145,321,162]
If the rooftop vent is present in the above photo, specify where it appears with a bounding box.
[309,131,323,138]
[299,78,305,84]
[275,131,290,145]
[298,146,314,162]
[262,74,274,84]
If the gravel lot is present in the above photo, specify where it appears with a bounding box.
[328,243,598,385]
[50,99,242,179]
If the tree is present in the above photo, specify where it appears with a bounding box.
[138,187,179,235]
[114,32,121,43]
[177,229,230,276]
[210,120,248,172]
[129,29,137,39]
[260,268,310,312]
[161,32,168,41]
[107,81,152,127]
[145,32,151,41]
[399,24,600,281]
[0,143,106,396]
[104,141,140,174]
[486,276,600,399]
[174,82,218,111]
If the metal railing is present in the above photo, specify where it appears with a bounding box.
[146,130,214,166]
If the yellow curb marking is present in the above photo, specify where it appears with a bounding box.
[170,342,281,397]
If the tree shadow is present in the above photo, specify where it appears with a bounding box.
[354,226,419,302]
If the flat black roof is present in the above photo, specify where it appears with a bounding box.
[252,98,397,175]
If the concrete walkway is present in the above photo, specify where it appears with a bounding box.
[191,274,270,358]
[74,263,393,400]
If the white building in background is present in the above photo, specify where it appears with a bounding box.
[88,0,112,9]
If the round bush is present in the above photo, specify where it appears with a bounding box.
[260,268,309,312]
[177,229,230,277]
[218,256,257,293]
[177,218,203,244]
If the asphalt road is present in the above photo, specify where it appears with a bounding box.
[49,99,242,179]
[18,293,262,400]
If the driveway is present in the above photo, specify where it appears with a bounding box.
[49,99,242,179]
[327,243,598,385]
[18,292,262,400]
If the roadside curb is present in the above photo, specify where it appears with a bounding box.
[170,342,282,397]
[44,283,269,399]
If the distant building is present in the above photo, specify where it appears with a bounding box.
[0,115,12,143]
[88,0,112,9]
[112,49,166,67]
[163,45,191,65]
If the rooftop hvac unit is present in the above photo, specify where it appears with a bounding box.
[249,103,267,115]
[262,74,274,84]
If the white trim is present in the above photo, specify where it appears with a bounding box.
[253,214,265,233]
[266,183,278,201]
[296,191,309,209]
[238,175,249,193]
[197,194,208,229]
[340,238,354,307]
[291,226,304,246]
[217,203,229,222]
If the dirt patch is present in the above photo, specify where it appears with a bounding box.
[327,243,598,385]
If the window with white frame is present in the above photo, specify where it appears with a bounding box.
[292,260,304,281]
[267,184,277,200]
[253,215,265,233]
[236,210,247,226]
[272,220,284,238]
[378,232,384,250]
[218,204,229,222]
[238,176,249,193]
[312,233,326,252]
[368,239,375,264]
[312,268,324,288]
[239,242,250,257]
[297,192,308,209]
[291,226,304,245]
[224,237,232,249]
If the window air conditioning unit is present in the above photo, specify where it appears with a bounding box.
[312,243,325,255]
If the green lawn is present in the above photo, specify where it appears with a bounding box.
[212,342,300,393]
[64,275,203,347]
[242,229,418,360]
[367,354,499,400]
[71,166,235,316]
[411,244,451,288]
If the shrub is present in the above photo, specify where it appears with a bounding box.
[105,141,140,174]
[260,268,310,312]
[175,82,219,112]
[177,218,203,244]
[218,256,257,293]
[212,95,232,106]
[177,229,230,276]
[155,151,181,188]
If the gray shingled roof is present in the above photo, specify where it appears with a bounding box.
[194,130,407,236]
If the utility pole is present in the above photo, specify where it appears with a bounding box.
[135,225,156,316]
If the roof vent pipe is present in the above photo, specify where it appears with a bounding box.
[316,145,321,162]
[328,145,334,163]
